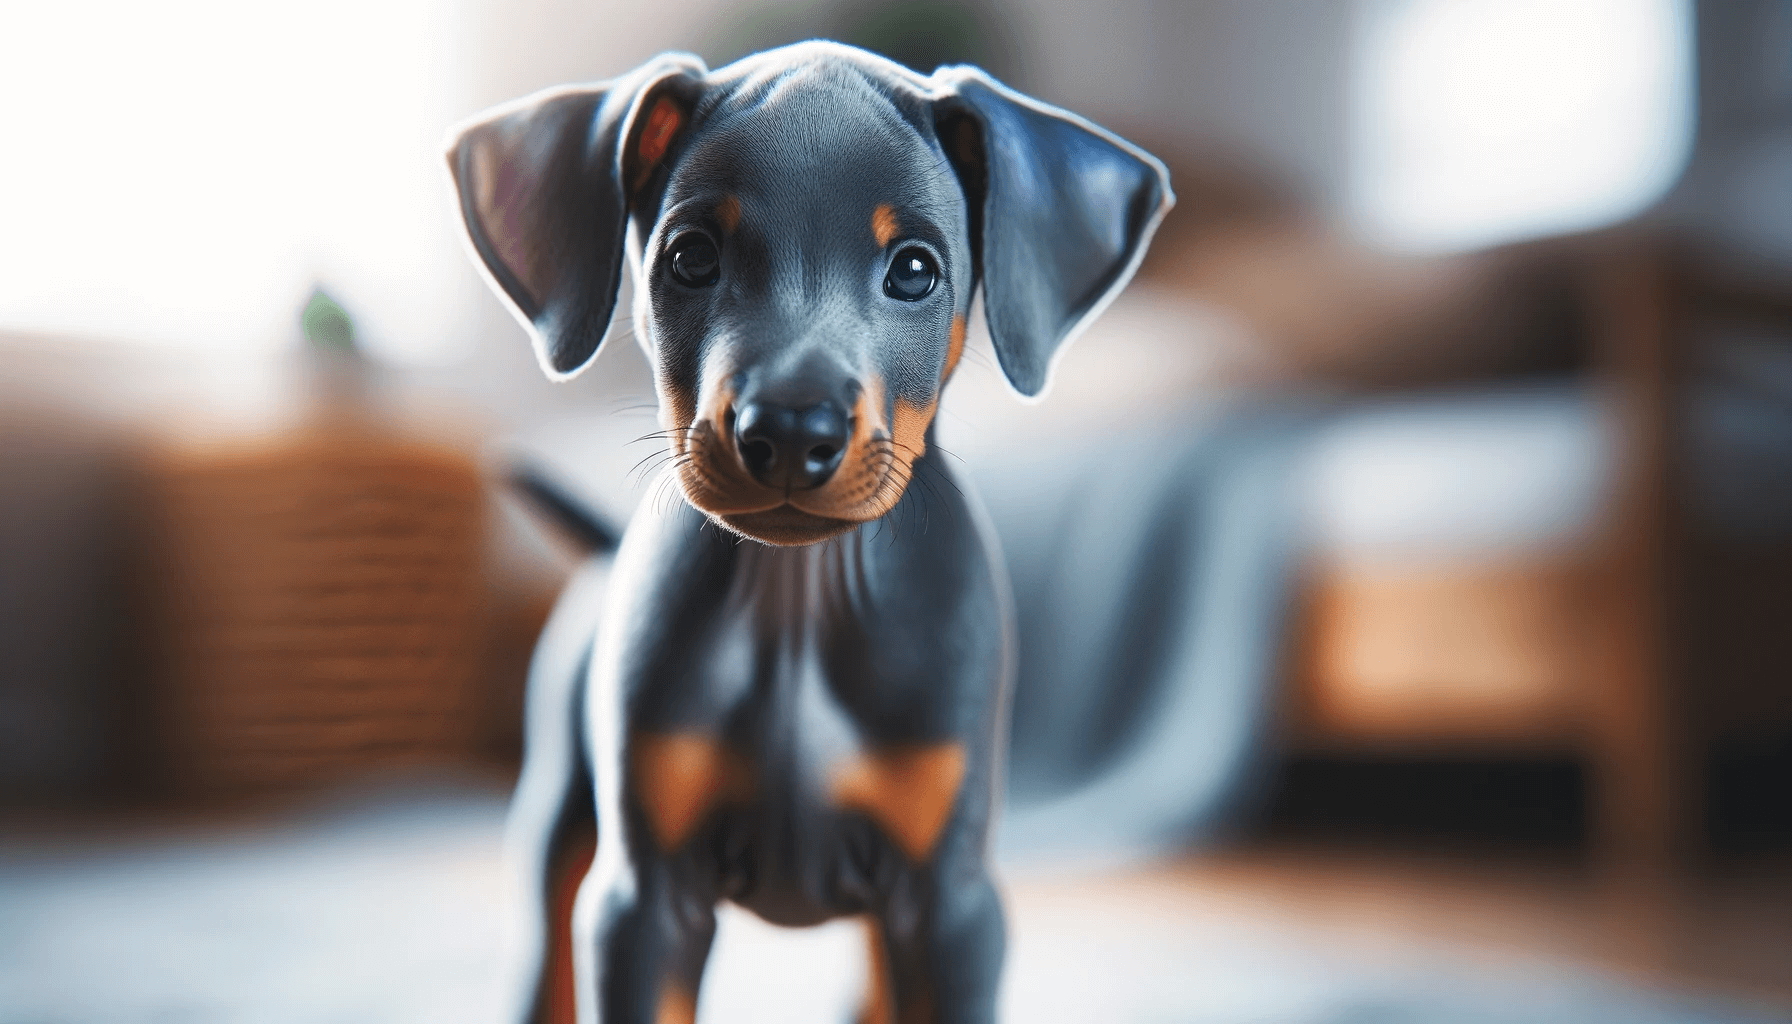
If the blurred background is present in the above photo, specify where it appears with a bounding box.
[3,0,1790,1021]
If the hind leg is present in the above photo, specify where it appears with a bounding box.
[507,713,597,1024]
[858,919,895,1024]
[537,812,597,1024]
[506,562,610,1024]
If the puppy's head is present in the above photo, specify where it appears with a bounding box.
[448,42,1171,545]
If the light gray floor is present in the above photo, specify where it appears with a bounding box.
[1,785,1781,1024]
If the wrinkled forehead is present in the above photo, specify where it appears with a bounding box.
[671,76,958,223]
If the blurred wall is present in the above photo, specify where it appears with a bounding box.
[453,0,1356,199]
[1064,1,1354,207]
[1662,0,1792,264]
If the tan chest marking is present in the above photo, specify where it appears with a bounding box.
[829,743,967,862]
[630,732,753,852]
[871,204,900,248]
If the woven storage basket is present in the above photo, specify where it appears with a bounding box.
[142,424,487,797]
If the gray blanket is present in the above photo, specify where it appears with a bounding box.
[974,406,1313,861]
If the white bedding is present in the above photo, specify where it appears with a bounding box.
[1299,384,1615,564]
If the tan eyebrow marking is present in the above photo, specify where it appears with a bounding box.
[716,194,741,234]
[871,204,900,248]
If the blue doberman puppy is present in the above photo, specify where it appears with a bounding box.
[447,41,1170,1024]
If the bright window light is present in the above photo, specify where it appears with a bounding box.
[0,1,470,362]
[1349,0,1694,253]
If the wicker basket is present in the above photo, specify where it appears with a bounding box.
[141,423,488,797]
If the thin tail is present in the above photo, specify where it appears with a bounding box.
[507,463,623,554]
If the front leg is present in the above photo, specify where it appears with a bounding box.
[571,497,743,1021]
[573,857,716,1024]
[573,720,740,1023]
[870,867,1006,1024]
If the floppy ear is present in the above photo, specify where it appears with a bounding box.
[931,67,1174,399]
[446,54,707,380]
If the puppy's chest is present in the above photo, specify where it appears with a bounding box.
[629,544,969,868]
[663,541,937,740]
[685,559,933,770]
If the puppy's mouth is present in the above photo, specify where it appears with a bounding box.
[718,505,859,546]
[664,381,936,547]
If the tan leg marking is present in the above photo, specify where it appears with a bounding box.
[655,985,696,1024]
[544,823,596,1024]
[859,919,894,1024]
[631,732,753,852]
[943,314,966,382]
[830,743,967,862]
[716,194,741,235]
[872,204,901,248]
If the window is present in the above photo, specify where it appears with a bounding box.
[0,1,468,362]
[1349,0,1694,253]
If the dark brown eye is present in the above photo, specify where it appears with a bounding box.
[667,233,719,287]
[884,247,938,301]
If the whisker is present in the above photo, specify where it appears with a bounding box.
[628,447,674,480]
[625,427,694,447]
[917,459,962,499]
[654,473,680,516]
[901,465,931,536]
[962,345,998,372]
[633,450,696,491]
[650,455,701,516]
[915,467,955,530]
[928,442,967,466]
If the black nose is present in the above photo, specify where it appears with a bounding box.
[733,400,850,490]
